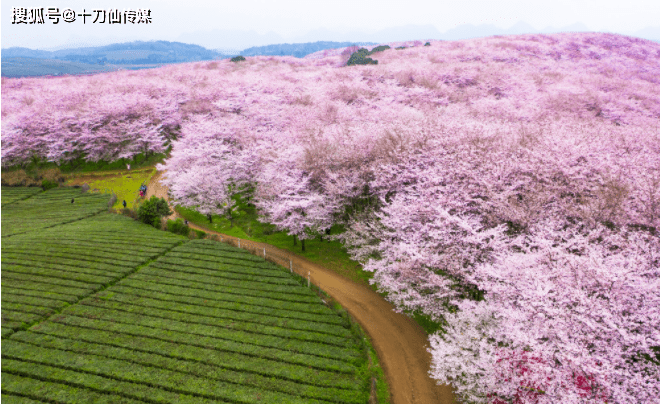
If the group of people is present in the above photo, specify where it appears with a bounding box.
[139,184,147,198]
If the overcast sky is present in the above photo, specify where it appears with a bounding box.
[2,0,659,50]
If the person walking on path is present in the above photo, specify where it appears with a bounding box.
[123,200,127,208]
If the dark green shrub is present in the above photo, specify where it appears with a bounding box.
[369,45,390,54]
[166,218,190,236]
[230,56,246,62]
[194,229,206,239]
[346,48,378,66]
[41,179,58,191]
[424,42,431,46]
[137,196,172,228]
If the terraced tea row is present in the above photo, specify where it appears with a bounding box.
[1,188,111,237]
[108,282,345,325]
[90,290,350,337]
[2,339,361,404]
[0,186,43,206]
[3,240,369,403]
[1,213,184,334]
[2,188,372,403]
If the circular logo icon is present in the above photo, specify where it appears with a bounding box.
[62,9,76,22]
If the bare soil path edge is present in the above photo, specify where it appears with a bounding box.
[147,171,456,404]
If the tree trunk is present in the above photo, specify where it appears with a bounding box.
[301,239,306,252]
[293,235,297,246]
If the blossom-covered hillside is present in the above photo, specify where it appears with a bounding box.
[2,32,659,404]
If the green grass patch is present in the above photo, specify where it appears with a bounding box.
[66,167,156,210]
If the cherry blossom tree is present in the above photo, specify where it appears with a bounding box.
[157,114,258,223]
[429,224,659,404]
[255,146,340,250]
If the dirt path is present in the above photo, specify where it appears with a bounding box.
[148,172,456,404]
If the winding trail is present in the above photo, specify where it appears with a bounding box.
[148,171,457,404]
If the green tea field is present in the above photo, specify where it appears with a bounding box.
[1,186,372,403]
[1,187,111,237]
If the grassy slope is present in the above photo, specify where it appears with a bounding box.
[65,167,156,210]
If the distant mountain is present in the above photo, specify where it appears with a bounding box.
[1,48,54,58]
[1,57,121,78]
[2,41,221,65]
[1,41,226,77]
[1,40,381,78]
[4,26,659,79]
[240,41,377,58]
